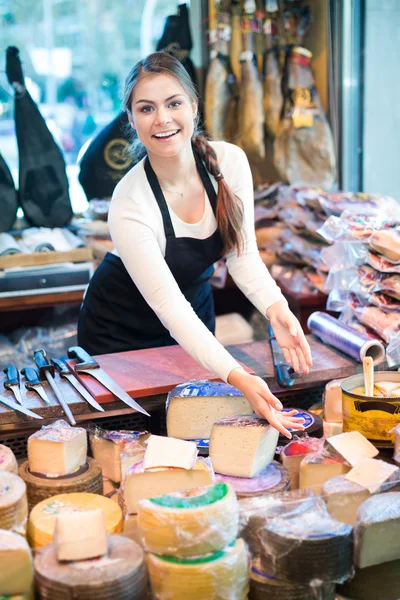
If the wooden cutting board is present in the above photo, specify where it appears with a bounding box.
[66,345,254,403]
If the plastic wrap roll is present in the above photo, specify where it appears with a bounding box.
[307,312,385,364]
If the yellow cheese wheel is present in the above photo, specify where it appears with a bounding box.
[138,482,239,556]
[27,492,123,550]
[0,471,28,532]
[147,538,249,600]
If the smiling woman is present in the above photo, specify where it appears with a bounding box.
[77,52,312,439]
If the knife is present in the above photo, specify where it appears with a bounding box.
[67,346,150,417]
[34,349,76,426]
[268,325,295,388]
[3,366,23,404]
[51,358,105,412]
[21,367,52,406]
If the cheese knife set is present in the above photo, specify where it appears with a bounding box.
[1,346,150,421]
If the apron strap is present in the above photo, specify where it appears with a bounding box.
[144,146,219,239]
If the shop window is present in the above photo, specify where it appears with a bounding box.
[0,0,191,214]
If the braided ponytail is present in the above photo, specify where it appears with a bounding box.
[192,134,244,255]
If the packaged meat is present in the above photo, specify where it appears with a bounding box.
[369,292,400,313]
[349,300,400,343]
[277,229,328,271]
[279,206,326,241]
[370,229,400,262]
[367,252,400,273]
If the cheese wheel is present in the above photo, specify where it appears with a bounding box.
[250,558,336,600]
[0,472,28,532]
[259,503,353,584]
[34,535,147,600]
[146,538,249,600]
[27,492,123,551]
[137,483,238,556]
[215,461,289,498]
[0,444,18,474]
[323,420,343,438]
[0,530,33,596]
[355,492,400,568]
[19,458,103,512]
[239,489,317,556]
[337,558,400,600]
[166,380,252,440]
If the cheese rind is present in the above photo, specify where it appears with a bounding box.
[299,453,351,495]
[323,379,344,423]
[89,426,147,482]
[0,530,33,595]
[166,380,252,440]
[355,492,400,568]
[137,483,238,556]
[28,420,87,476]
[124,458,214,515]
[146,538,249,600]
[210,415,279,478]
[0,444,18,474]
[143,435,198,471]
[55,508,108,561]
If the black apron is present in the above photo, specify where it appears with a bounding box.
[77,148,224,355]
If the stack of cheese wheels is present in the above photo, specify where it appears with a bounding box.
[27,492,123,551]
[259,502,353,584]
[34,535,147,600]
[249,557,336,600]
[137,482,238,556]
[337,558,400,600]
[20,421,103,512]
[147,538,249,600]
[0,529,33,597]
[0,444,18,474]
[0,471,28,533]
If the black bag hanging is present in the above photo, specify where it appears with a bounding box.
[5,46,73,227]
[0,153,18,232]
[78,111,135,200]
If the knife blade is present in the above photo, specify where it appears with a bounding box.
[51,358,104,412]
[0,392,43,419]
[67,346,150,417]
[3,365,23,405]
[21,367,52,406]
[34,349,76,425]
[268,325,295,388]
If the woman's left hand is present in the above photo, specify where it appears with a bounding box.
[267,300,312,374]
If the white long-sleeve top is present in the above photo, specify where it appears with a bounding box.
[108,141,285,382]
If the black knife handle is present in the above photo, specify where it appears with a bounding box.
[34,349,55,378]
[275,364,295,388]
[3,365,19,388]
[51,358,69,376]
[21,367,41,388]
[68,346,99,371]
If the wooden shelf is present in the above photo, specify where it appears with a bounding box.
[0,290,84,312]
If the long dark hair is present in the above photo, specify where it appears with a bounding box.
[123,52,243,255]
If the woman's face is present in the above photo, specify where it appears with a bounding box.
[129,73,197,158]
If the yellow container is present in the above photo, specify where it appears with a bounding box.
[341,372,400,447]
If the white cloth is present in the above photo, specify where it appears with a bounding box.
[108,141,285,382]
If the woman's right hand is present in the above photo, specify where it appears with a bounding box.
[227,368,305,439]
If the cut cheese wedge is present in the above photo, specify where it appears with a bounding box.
[0,530,33,596]
[55,508,108,561]
[137,482,238,557]
[210,415,279,478]
[89,426,148,482]
[166,380,252,440]
[374,381,400,396]
[324,431,378,467]
[28,420,87,476]
[0,444,18,474]
[299,453,351,495]
[146,538,249,600]
[281,437,325,490]
[143,435,198,471]
[27,492,123,551]
[322,475,371,526]
[124,458,214,515]
[323,420,343,438]
[355,492,400,568]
